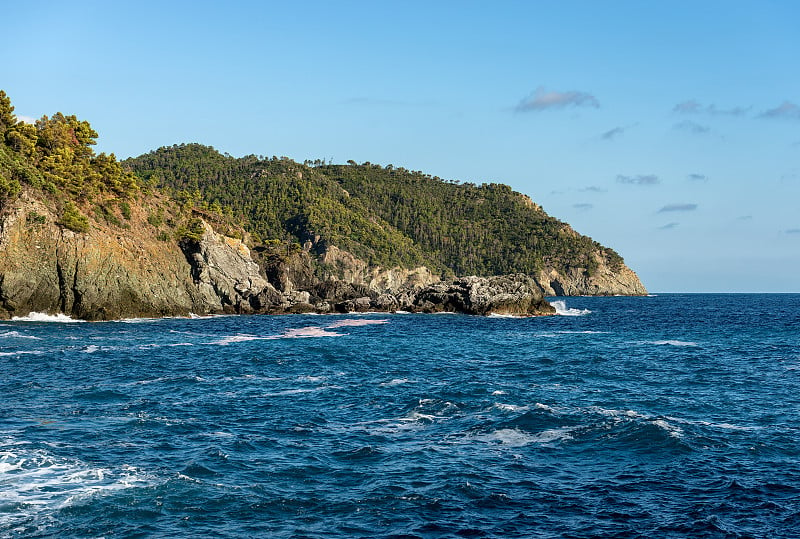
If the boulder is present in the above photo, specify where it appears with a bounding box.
[412,274,555,316]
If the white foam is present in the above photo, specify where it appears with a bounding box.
[649,340,698,347]
[548,301,591,316]
[491,390,507,396]
[282,326,345,338]
[651,419,684,439]
[327,318,388,328]
[380,378,412,387]
[555,330,606,334]
[0,350,45,357]
[0,445,151,528]
[10,312,83,323]
[483,427,573,447]
[0,331,42,340]
[119,317,160,324]
[206,334,270,346]
[493,403,529,412]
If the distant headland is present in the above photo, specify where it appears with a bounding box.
[0,91,645,320]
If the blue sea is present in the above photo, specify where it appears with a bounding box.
[1,294,799,538]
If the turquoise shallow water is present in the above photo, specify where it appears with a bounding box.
[1,294,799,538]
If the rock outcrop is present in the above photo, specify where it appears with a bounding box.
[0,192,638,321]
[412,274,555,316]
[536,256,647,296]
[0,194,210,320]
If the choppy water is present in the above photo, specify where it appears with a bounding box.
[1,294,799,538]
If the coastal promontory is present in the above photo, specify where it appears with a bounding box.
[0,91,645,320]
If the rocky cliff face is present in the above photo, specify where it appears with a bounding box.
[0,192,644,321]
[536,254,647,297]
[0,194,209,320]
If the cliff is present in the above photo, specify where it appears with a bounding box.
[123,144,648,296]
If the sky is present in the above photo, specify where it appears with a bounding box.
[3,0,799,292]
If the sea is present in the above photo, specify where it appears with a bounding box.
[1,294,798,538]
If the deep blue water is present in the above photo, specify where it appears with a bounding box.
[1,294,799,538]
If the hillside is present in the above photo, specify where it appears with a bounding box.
[125,145,646,295]
[0,89,644,321]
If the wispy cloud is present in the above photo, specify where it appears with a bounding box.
[737,215,753,221]
[617,174,660,186]
[601,126,625,140]
[16,114,37,124]
[688,173,708,182]
[579,185,607,193]
[674,120,710,134]
[673,100,749,116]
[786,228,800,235]
[659,222,680,230]
[759,101,800,120]
[515,87,599,112]
[573,203,594,210]
[658,203,698,213]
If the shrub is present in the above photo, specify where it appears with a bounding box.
[61,201,90,233]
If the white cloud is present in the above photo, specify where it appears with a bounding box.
[617,174,660,186]
[759,101,800,120]
[515,87,599,112]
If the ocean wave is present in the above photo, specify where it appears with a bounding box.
[0,331,42,340]
[327,318,389,328]
[480,427,575,447]
[0,350,46,357]
[282,326,345,338]
[379,378,413,387]
[10,312,83,323]
[649,340,698,347]
[0,443,152,529]
[548,300,591,316]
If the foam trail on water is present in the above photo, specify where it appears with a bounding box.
[548,300,591,316]
[10,312,83,323]
[0,443,151,528]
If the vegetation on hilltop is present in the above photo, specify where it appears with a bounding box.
[318,163,625,275]
[125,145,625,277]
[124,144,437,270]
[0,91,225,239]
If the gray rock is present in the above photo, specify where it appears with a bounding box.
[412,274,555,316]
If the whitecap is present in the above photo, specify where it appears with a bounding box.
[0,331,42,340]
[649,340,698,347]
[205,334,270,346]
[10,312,83,323]
[534,402,556,413]
[548,300,591,316]
[0,445,152,528]
[651,419,684,439]
[380,378,412,387]
[0,350,46,357]
[491,390,507,396]
[555,330,606,334]
[482,427,574,447]
[281,327,345,338]
[492,403,529,412]
[327,318,389,328]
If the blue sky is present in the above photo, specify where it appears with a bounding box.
[3,1,799,292]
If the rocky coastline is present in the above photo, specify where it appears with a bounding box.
[0,196,641,320]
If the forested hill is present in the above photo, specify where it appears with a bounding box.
[124,144,627,279]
